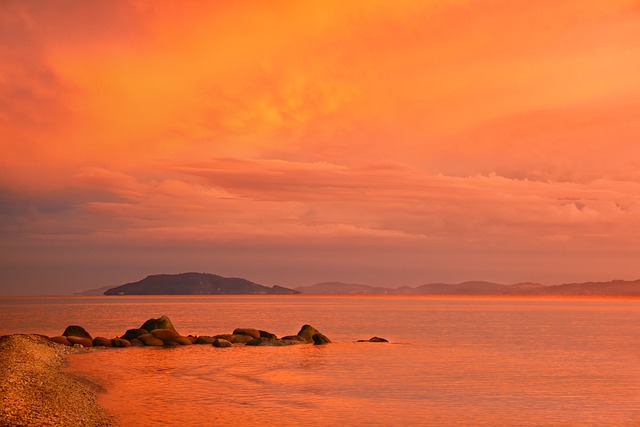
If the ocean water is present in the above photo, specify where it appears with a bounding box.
[1,295,639,426]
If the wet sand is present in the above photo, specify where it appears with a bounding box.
[0,334,112,427]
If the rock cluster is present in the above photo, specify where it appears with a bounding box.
[47,316,334,348]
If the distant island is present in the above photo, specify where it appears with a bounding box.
[75,273,640,296]
[102,273,300,295]
[295,280,640,296]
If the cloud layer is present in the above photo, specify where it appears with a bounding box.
[1,0,640,293]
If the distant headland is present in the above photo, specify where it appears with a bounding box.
[76,273,640,296]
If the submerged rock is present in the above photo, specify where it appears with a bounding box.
[365,337,388,343]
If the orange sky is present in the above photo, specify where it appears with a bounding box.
[1,0,640,294]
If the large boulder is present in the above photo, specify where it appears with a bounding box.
[140,316,178,335]
[63,325,92,340]
[130,338,145,347]
[121,328,149,341]
[232,328,261,339]
[297,325,327,343]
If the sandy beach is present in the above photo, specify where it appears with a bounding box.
[0,334,112,427]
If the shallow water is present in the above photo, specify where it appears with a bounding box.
[2,296,639,426]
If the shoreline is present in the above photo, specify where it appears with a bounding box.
[0,334,112,427]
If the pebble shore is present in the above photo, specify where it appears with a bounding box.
[0,334,112,427]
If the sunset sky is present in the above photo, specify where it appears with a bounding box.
[2,0,640,295]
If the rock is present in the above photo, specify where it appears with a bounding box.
[140,316,178,335]
[281,335,306,342]
[150,329,180,341]
[67,336,93,347]
[130,338,145,347]
[50,336,71,346]
[212,338,233,348]
[245,337,277,346]
[260,339,305,346]
[111,338,131,347]
[232,328,261,339]
[259,330,278,339]
[297,325,325,343]
[195,336,216,344]
[173,336,192,346]
[92,337,113,347]
[121,328,149,341]
[312,333,331,345]
[357,336,388,343]
[187,335,198,344]
[137,333,164,346]
[214,334,254,344]
[62,325,92,340]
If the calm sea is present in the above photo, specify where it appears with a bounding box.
[1,295,639,426]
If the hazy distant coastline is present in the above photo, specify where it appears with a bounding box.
[76,273,640,296]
